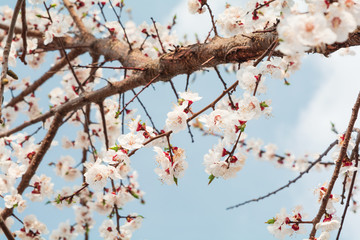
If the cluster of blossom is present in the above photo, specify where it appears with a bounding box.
[188,0,294,37]
[0,5,72,68]
[99,214,143,240]
[302,183,341,240]
[266,206,307,239]
[277,0,360,55]
[15,215,48,240]
[153,146,187,185]
[49,170,144,239]
[0,132,55,216]
[165,91,202,133]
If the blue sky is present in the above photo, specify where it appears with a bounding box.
[4,0,360,239]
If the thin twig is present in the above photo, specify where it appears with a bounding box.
[131,89,160,133]
[109,0,132,50]
[204,3,218,36]
[185,74,190,91]
[115,74,160,118]
[74,65,146,71]
[214,66,236,109]
[227,139,338,210]
[98,102,109,149]
[169,80,179,99]
[151,17,166,54]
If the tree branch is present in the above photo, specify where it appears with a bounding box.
[309,91,360,239]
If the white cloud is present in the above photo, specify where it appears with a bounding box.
[290,48,360,153]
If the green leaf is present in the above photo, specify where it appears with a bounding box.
[173,176,178,186]
[130,190,139,199]
[208,174,215,185]
[265,218,276,224]
[240,124,246,132]
[109,145,120,151]
[260,102,269,108]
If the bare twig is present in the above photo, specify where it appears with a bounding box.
[227,139,338,210]
[109,0,132,50]
[151,17,166,54]
[98,102,109,149]
[115,74,160,118]
[204,3,218,36]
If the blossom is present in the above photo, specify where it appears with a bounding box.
[122,214,143,231]
[326,3,357,43]
[218,6,246,36]
[84,160,111,191]
[55,155,81,181]
[26,174,54,201]
[117,132,145,150]
[316,215,340,232]
[165,105,188,133]
[15,215,48,239]
[154,146,188,185]
[277,13,337,55]
[188,0,206,14]
[50,221,77,240]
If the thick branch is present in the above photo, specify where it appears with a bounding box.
[2,28,360,138]
[1,113,64,220]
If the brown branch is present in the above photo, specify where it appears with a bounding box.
[227,139,338,210]
[0,0,25,119]
[1,28,360,138]
[63,0,89,36]
[1,113,64,221]
[0,23,43,38]
[309,91,360,239]
[0,216,15,240]
[19,0,27,64]
[98,102,109,149]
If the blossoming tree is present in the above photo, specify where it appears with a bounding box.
[1,0,360,239]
